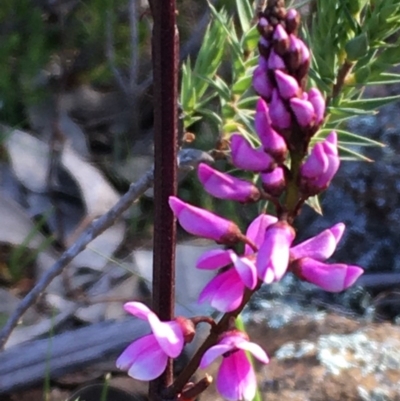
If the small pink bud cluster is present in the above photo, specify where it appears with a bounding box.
[254,8,325,138]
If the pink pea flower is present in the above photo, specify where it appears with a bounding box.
[289,223,364,291]
[254,99,287,162]
[200,331,269,401]
[230,134,274,172]
[291,258,363,292]
[169,196,242,245]
[300,131,340,194]
[116,302,184,381]
[256,221,296,283]
[197,163,260,203]
[197,214,277,312]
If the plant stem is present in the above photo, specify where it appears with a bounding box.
[148,0,179,399]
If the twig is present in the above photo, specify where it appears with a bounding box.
[327,59,354,107]
[0,169,154,351]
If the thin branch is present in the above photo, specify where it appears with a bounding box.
[0,168,154,351]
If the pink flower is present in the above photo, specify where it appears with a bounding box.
[200,331,269,401]
[197,214,277,312]
[291,258,363,292]
[169,196,242,245]
[289,223,364,291]
[197,163,260,203]
[300,131,340,194]
[230,134,274,172]
[116,302,184,381]
[255,98,287,161]
[256,221,296,283]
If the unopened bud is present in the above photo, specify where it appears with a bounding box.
[273,24,290,55]
[261,167,286,197]
[275,70,300,99]
[286,9,300,34]
[253,65,273,100]
[175,317,196,344]
[230,134,274,172]
[270,89,292,130]
[290,97,315,127]
[308,88,326,125]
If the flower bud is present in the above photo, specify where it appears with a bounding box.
[300,131,340,194]
[273,24,290,55]
[287,35,302,71]
[255,98,287,162]
[290,97,315,127]
[198,163,260,203]
[291,257,363,292]
[261,167,286,197]
[268,49,286,71]
[270,90,292,130]
[258,37,271,58]
[286,9,300,34]
[230,134,274,172]
[253,64,273,100]
[274,70,300,99]
[308,87,325,125]
[169,196,243,245]
[175,317,196,344]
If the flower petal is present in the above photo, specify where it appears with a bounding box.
[290,223,345,261]
[148,317,184,358]
[198,269,245,312]
[217,351,256,401]
[236,341,270,364]
[245,213,278,254]
[230,253,257,289]
[116,334,168,381]
[257,222,295,282]
[230,134,274,172]
[169,196,241,244]
[123,302,154,321]
[196,249,235,270]
[198,163,260,202]
[293,257,364,292]
[200,344,233,368]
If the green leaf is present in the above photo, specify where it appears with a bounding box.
[316,129,384,147]
[199,75,231,102]
[235,0,253,33]
[337,145,373,162]
[340,94,400,110]
[232,74,252,95]
[305,195,322,215]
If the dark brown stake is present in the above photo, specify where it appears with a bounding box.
[148,0,179,400]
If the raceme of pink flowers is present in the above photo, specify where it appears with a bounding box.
[117,4,366,401]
